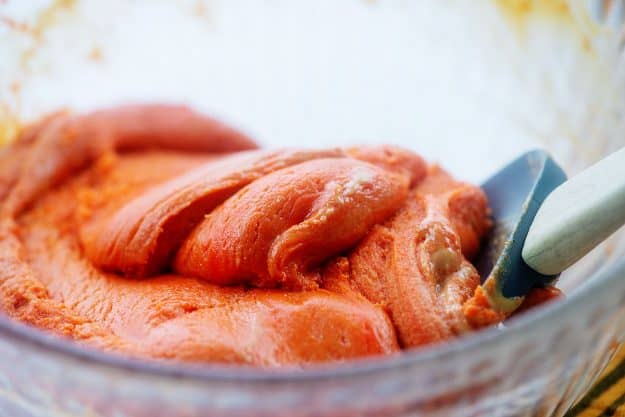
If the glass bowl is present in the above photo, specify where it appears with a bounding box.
[1,1,625,416]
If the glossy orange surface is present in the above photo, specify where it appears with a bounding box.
[0,104,498,366]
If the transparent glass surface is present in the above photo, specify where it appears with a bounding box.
[0,1,624,416]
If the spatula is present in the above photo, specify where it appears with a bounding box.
[476,147,625,316]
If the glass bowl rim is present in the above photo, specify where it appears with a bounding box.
[0,256,622,384]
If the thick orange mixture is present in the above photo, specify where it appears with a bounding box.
[0,104,498,366]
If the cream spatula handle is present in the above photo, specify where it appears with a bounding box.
[522,147,625,275]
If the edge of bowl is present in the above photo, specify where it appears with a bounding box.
[0,254,622,384]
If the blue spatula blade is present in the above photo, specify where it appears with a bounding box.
[477,150,567,304]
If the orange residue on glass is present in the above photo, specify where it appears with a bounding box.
[32,0,76,38]
[186,0,213,27]
[495,0,570,21]
[0,16,32,35]
[493,0,595,55]
[192,0,208,18]
[88,45,103,63]
[8,0,77,71]
[0,105,21,146]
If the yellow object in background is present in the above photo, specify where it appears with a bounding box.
[568,345,625,416]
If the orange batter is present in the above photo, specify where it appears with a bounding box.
[0,104,506,367]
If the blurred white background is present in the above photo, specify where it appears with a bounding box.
[2,0,624,184]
